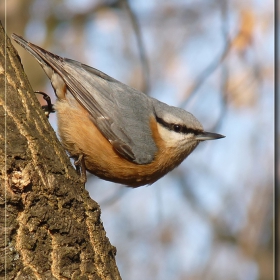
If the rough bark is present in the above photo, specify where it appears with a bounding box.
[0,22,121,280]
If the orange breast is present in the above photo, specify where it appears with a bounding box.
[55,99,188,187]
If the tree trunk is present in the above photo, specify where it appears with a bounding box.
[0,22,121,280]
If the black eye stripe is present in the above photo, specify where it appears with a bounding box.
[156,116,202,135]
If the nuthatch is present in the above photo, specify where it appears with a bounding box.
[12,34,225,187]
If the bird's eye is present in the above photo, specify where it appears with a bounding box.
[173,124,182,132]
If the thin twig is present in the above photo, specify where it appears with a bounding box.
[181,0,231,109]
[120,0,150,94]
[100,187,129,207]
[210,0,230,132]
[181,39,231,108]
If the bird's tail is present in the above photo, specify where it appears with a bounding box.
[12,34,47,65]
[11,33,63,69]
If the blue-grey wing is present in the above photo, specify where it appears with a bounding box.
[11,34,158,163]
[63,60,158,164]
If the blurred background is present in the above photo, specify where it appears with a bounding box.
[2,0,274,279]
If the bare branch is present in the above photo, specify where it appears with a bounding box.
[120,0,151,93]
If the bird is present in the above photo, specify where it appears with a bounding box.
[11,33,225,187]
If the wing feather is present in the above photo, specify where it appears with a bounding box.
[16,39,158,164]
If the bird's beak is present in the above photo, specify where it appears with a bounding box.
[195,131,225,141]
